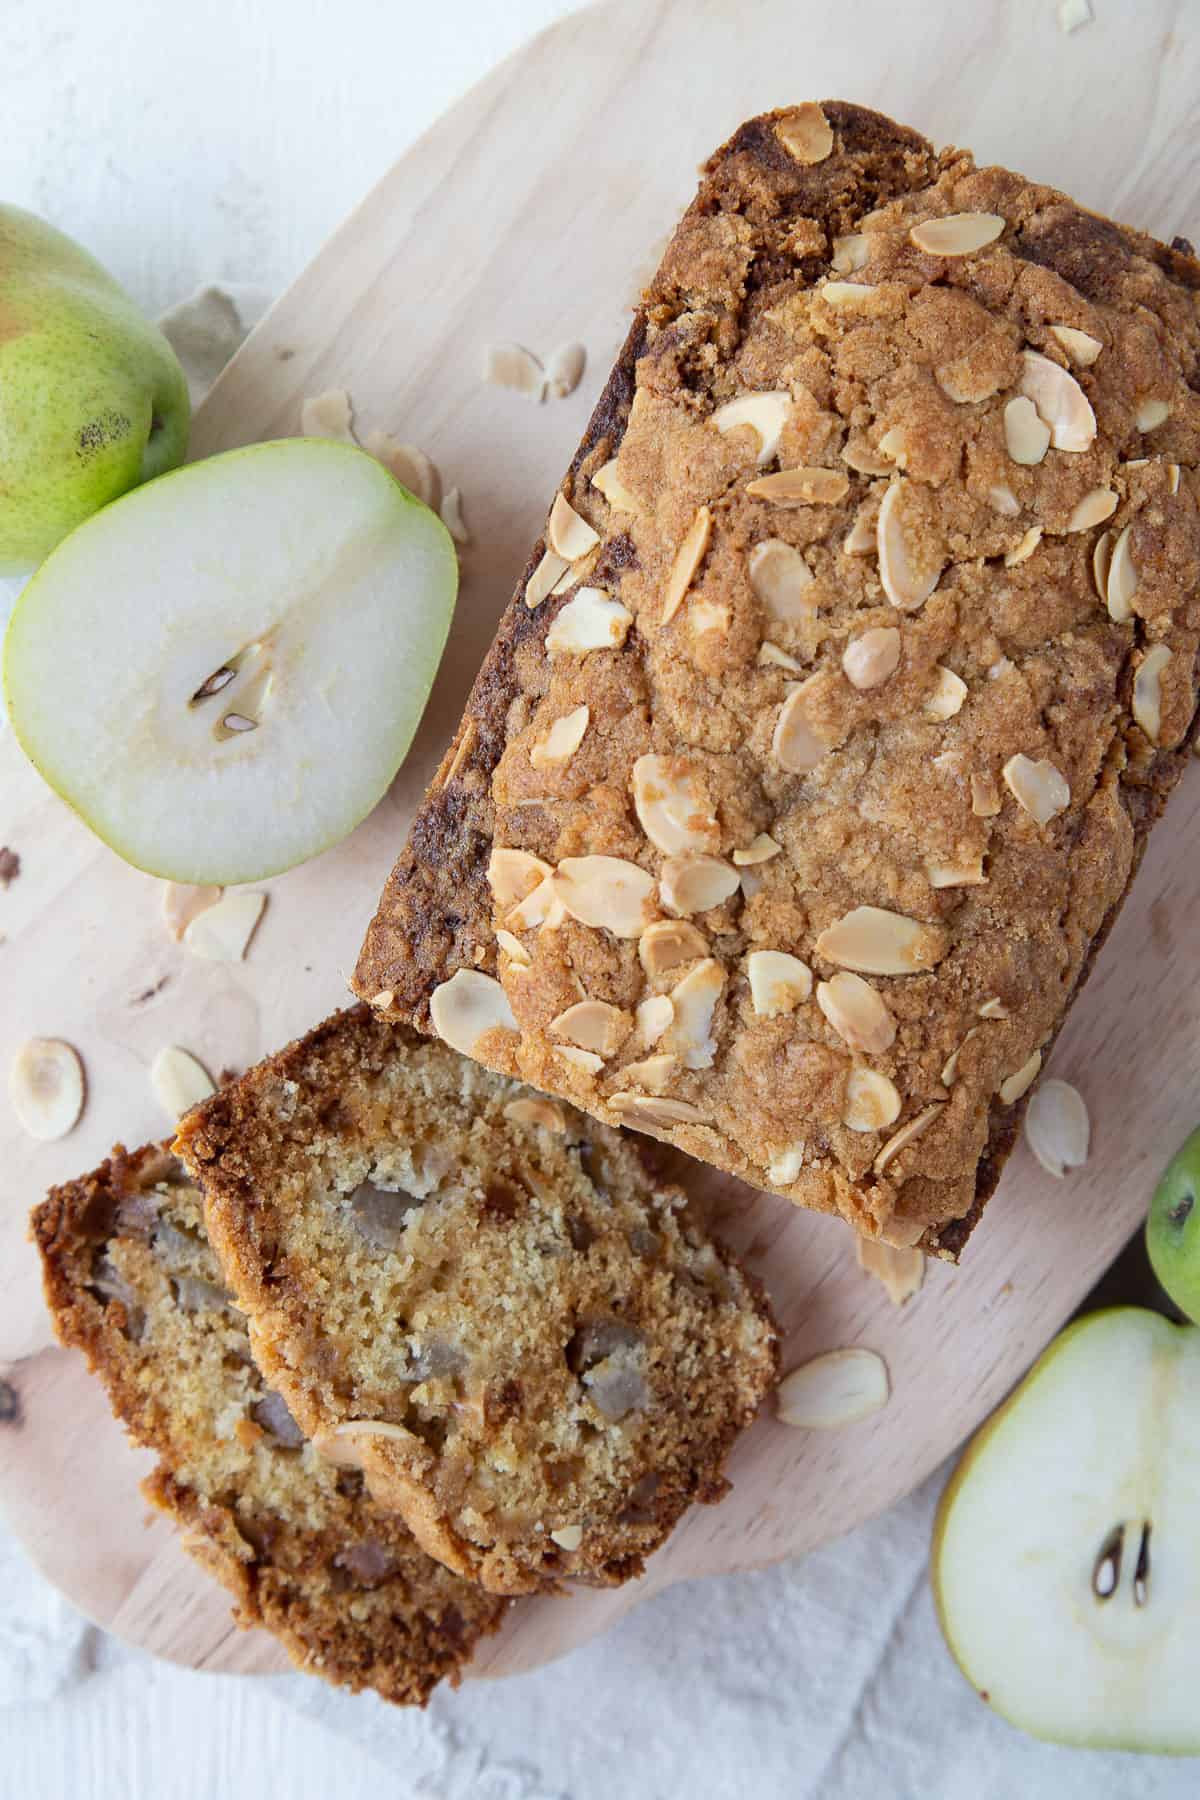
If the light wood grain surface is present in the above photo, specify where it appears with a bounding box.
[3,0,1199,1693]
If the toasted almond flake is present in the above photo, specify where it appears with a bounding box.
[970,772,1001,817]
[441,719,478,789]
[550,999,629,1056]
[150,1045,215,1122]
[635,995,674,1048]
[1066,486,1118,533]
[361,432,441,509]
[1133,644,1171,743]
[712,392,792,465]
[940,1027,981,1087]
[439,486,470,545]
[664,958,725,1068]
[558,1046,603,1075]
[546,341,586,399]
[548,492,600,561]
[9,1038,85,1140]
[607,1093,707,1130]
[999,1049,1042,1105]
[691,600,730,635]
[874,1103,943,1174]
[488,848,553,910]
[495,929,531,966]
[530,705,590,771]
[831,233,870,273]
[632,755,718,856]
[1106,523,1138,621]
[738,867,763,902]
[1024,1079,1090,1178]
[758,640,804,672]
[660,854,739,917]
[1168,463,1181,495]
[767,1145,805,1185]
[1136,396,1171,432]
[662,506,712,624]
[775,102,833,165]
[747,467,849,507]
[505,873,562,931]
[1049,324,1103,366]
[855,1237,925,1306]
[989,657,1014,682]
[1017,350,1096,452]
[747,950,812,1018]
[591,458,641,513]
[922,665,968,722]
[1005,525,1043,567]
[552,855,657,938]
[877,427,908,467]
[748,538,815,622]
[550,562,582,597]
[525,548,570,609]
[367,990,394,1010]
[483,342,545,400]
[843,1067,902,1133]
[842,627,901,691]
[842,438,893,476]
[549,1523,583,1551]
[620,1052,677,1093]
[1002,753,1070,826]
[816,971,895,1055]
[820,281,878,309]
[504,1096,567,1133]
[877,480,944,611]
[638,920,708,978]
[843,499,880,555]
[910,212,1005,256]
[430,970,518,1056]
[926,857,986,888]
[773,675,836,773]
[162,882,223,941]
[978,996,1010,1019]
[816,905,947,977]
[546,588,632,656]
[1003,395,1051,466]
[300,389,355,441]
[183,891,266,962]
[733,833,782,867]
[987,483,1021,517]
[777,1348,889,1429]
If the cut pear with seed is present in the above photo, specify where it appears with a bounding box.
[3,440,456,882]
[932,1307,1200,1752]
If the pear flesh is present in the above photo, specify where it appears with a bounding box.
[932,1307,1200,1753]
[3,439,456,883]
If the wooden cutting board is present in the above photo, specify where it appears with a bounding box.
[3,0,1199,1687]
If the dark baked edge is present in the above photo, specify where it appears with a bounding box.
[352,101,1200,1259]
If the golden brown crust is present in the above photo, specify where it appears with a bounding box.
[353,101,1200,1257]
[175,1007,778,1595]
[31,1141,505,1705]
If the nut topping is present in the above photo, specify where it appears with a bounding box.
[525,548,571,609]
[774,102,833,164]
[607,1093,707,1130]
[712,392,792,465]
[1017,350,1097,452]
[1132,644,1171,743]
[659,854,739,917]
[662,506,712,624]
[504,1096,567,1133]
[746,467,849,506]
[831,233,870,273]
[620,1053,676,1093]
[758,640,803,672]
[926,857,986,888]
[1105,524,1138,621]
[488,848,553,909]
[1005,525,1043,567]
[9,1038,86,1140]
[909,212,1005,256]
[877,480,944,611]
[1135,397,1171,432]
[999,1050,1042,1105]
[732,833,782,866]
[1049,324,1103,366]
[1003,395,1051,466]
[495,929,531,966]
[549,1000,629,1056]
[873,1103,943,1174]
[632,755,718,855]
[815,905,948,976]
[773,676,836,773]
[558,1046,603,1075]
[748,538,815,622]
[505,873,563,931]
[820,281,879,309]
[545,588,632,655]
[638,919,709,978]
[590,458,641,513]
[1002,754,1070,825]
[548,492,600,561]
[664,958,725,1067]
[971,772,1002,816]
[530,704,590,769]
[551,855,657,938]
[549,1523,584,1552]
[816,971,895,1054]
[842,627,901,690]
[843,1067,902,1133]
[747,950,812,1017]
[429,970,518,1056]
[635,994,674,1047]
[1065,487,1118,533]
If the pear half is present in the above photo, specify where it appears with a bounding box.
[932,1307,1200,1753]
[3,439,456,882]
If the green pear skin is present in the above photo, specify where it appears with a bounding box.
[1146,1124,1200,1324]
[0,206,190,573]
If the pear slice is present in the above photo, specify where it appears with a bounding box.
[932,1307,1200,1752]
[3,439,456,882]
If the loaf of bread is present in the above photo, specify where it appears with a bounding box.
[175,1007,778,1595]
[353,100,1200,1257]
[31,1142,505,1704]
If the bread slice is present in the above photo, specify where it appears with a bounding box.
[176,1007,778,1596]
[31,1141,505,1704]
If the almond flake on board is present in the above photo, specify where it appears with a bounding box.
[150,1046,216,1122]
[776,1348,890,1428]
[1024,1079,1090,1178]
[162,882,223,942]
[482,342,545,401]
[183,891,266,962]
[545,342,586,399]
[9,1038,86,1140]
[299,389,356,441]
[855,1236,925,1307]
[439,487,471,545]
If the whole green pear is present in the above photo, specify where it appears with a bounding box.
[0,206,190,574]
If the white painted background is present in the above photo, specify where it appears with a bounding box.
[4,2,1200,1796]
